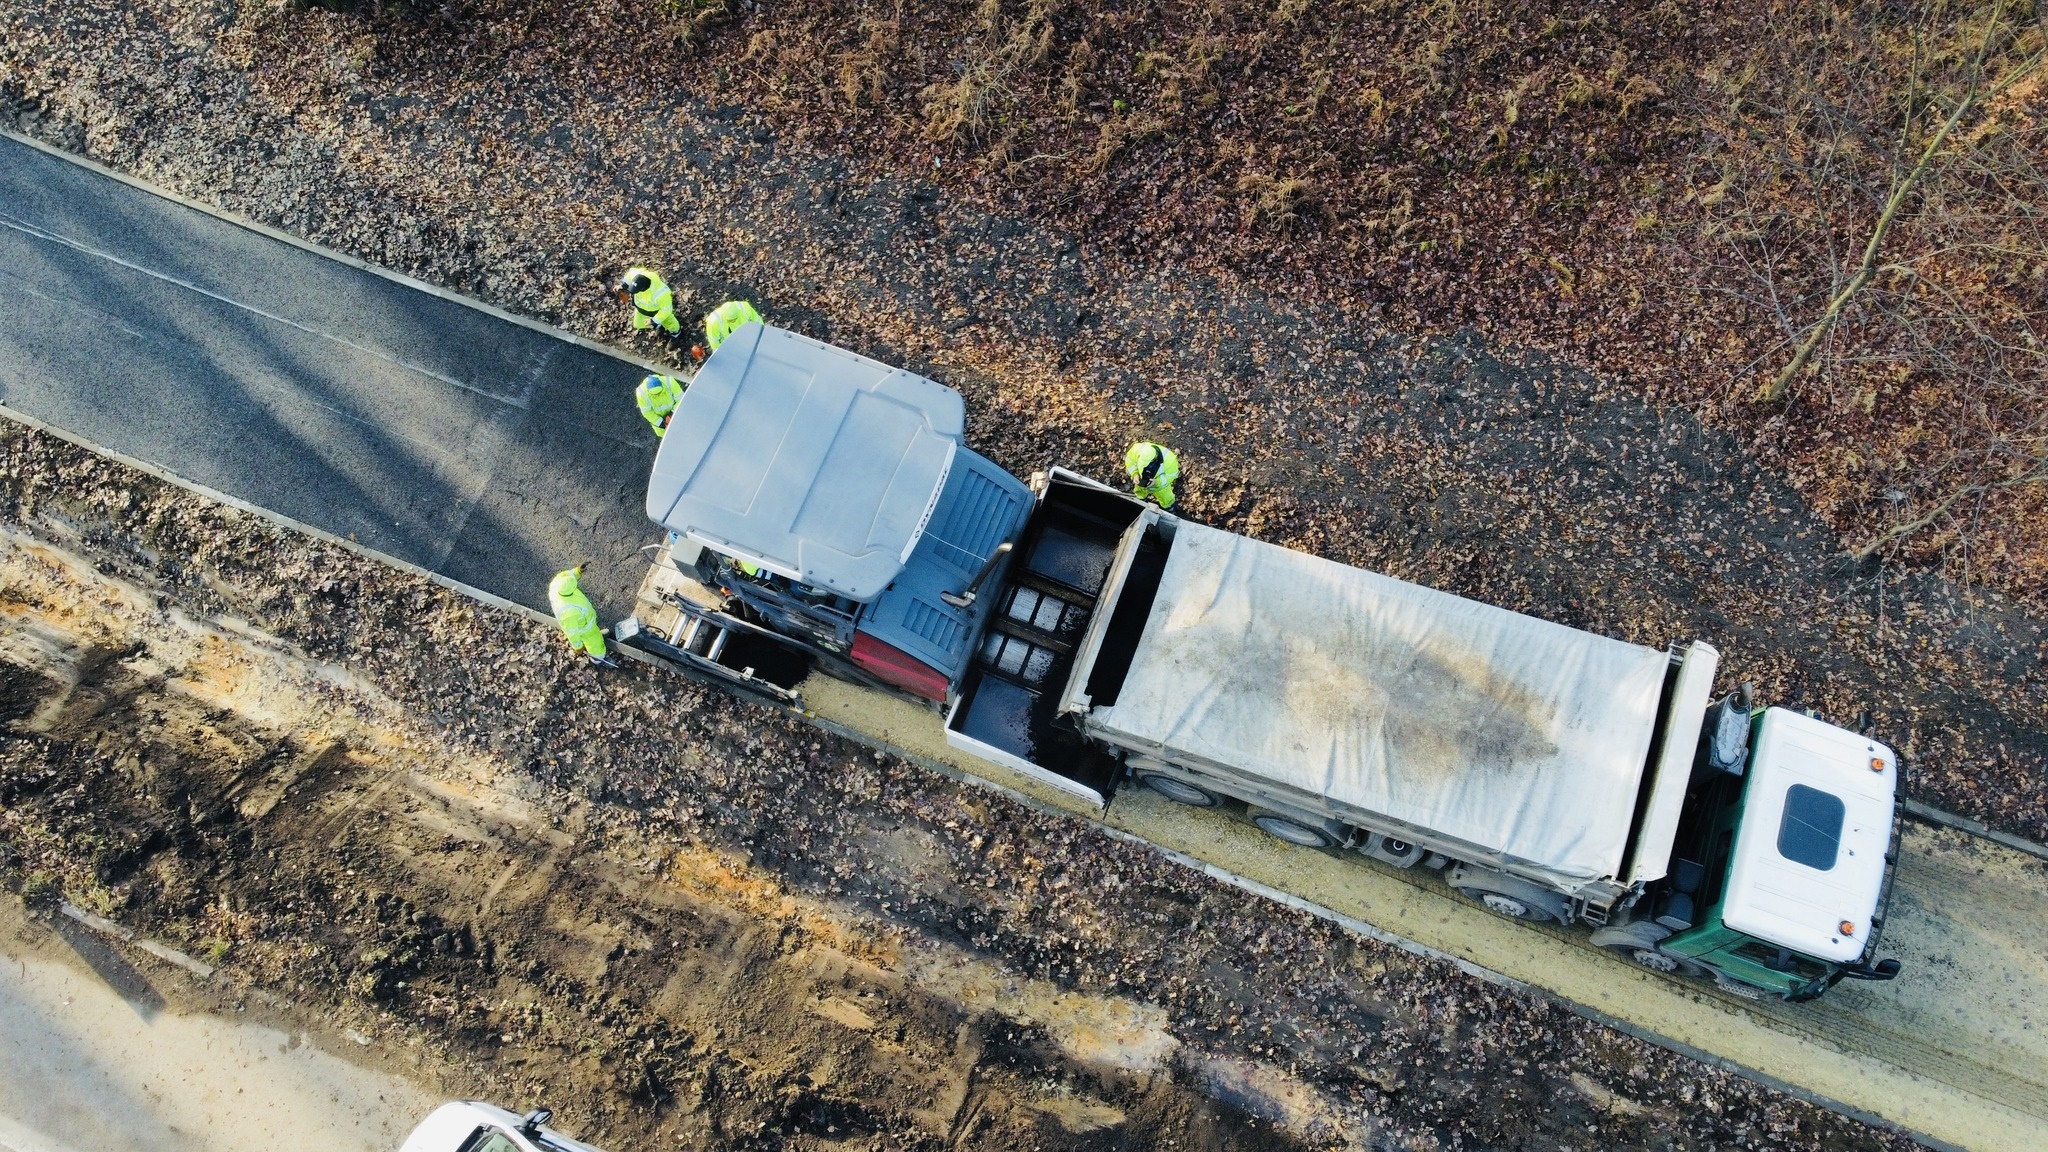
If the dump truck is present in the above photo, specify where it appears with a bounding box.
[620,324,1904,1002]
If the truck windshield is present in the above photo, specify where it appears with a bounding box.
[1776,784,1845,870]
[456,1129,522,1152]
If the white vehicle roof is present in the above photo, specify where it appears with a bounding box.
[398,1102,607,1152]
[1722,708,1897,963]
[1087,523,1672,880]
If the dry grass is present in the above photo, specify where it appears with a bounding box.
[1698,1,2047,577]
[1235,171,1328,232]
[921,0,1058,142]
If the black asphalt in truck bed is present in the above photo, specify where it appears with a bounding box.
[0,135,658,620]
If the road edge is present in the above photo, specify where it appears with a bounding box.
[1900,798,2048,862]
[0,128,675,380]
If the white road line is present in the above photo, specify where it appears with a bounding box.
[0,212,527,409]
[0,268,149,340]
[0,257,521,505]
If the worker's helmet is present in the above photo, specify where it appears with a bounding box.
[1132,442,1165,485]
[640,374,676,406]
[617,270,651,295]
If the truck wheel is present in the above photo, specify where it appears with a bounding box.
[1461,887,1558,923]
[1608,945,1702,977]
[1251,812,1336,849]
[1139,773,1219,807]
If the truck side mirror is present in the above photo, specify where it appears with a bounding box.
[520,1108,553,1134]
[1834,956,1902,984]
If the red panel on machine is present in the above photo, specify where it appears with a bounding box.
[852,632,949,701]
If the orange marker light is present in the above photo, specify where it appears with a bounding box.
[1870,757,1886,772]
[1839,920,1856,935]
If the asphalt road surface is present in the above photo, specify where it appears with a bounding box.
[0,133,659,620]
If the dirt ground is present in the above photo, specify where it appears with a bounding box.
[0,426,1920,1149]
[1,0,2041,844]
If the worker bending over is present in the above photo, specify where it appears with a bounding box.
[613,268,680,337]
[548,566,614,666]
[636,373,687,437]
[700,299,764,355]
[1125,441,1180,509]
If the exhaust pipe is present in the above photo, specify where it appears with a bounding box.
[941,542,1013,608]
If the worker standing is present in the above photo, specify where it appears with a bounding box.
[1124,441,1181,509]
[635,373,687,437]
[613,268,680,338]
[548,566,614,665]
[700,299,764,355]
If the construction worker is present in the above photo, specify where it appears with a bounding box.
[547,566,612,664]
[1124,441,1181,509]
[635,373,686,437]
[613,268,680,337]
[701,299,764,355]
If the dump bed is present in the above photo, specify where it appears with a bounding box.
[1082,523,1671,881]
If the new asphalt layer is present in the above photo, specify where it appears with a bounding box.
[0,133,660,620]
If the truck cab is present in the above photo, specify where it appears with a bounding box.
[1611,705,1904,1000]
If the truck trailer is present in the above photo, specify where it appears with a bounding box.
[621,323,1904,1002]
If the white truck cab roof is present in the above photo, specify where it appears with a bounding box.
[398,1102,608,1152]
[1722,708,1897,963]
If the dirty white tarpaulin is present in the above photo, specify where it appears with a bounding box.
[1090,524,1672,879]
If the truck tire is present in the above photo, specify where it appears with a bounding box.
[1589,921,1702,975]
[1467,889,1555,922]
[1606,945,1704,978]
[1139,773,1219,807]
[1251,811,1337,849]
[1454,882,1574,924]
[1447,864,1576,924]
